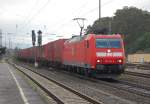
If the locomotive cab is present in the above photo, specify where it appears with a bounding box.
[63,33,125,78]
[94,34,125,76]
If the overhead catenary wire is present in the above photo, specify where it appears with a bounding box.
[21,1,90,35]
[18,0,116,42]
[20,0,39,28]
[20,0,113,33]
[50,0,115,33]
[19,0,51,32]
[14,0,117,48]
[80,0,115,17]
[0,0,51,48]
[0,7,24,18]
[32,1,90,34]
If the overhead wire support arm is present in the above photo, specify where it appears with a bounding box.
[73,18,86,36]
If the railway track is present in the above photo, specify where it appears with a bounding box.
[118,79,150,91]
[18,62,150,98]
[11,60,150,104]
[127,63,150,70]
[71,73,150,98]
[115,80,150,97]
[8,61,103,104]
[125,71,150,79]
[47,68,150,98]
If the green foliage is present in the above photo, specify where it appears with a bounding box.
[128,32,150,53]
[87,17,112,34]
[113,7,150,44]
[87,6,150,53]
[0,47,6,55]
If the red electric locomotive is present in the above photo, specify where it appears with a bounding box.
[17,34,125,78]
[63,34,125,78]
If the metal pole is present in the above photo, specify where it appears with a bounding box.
[32,30,38,67]
[99,0,101,19]
[9,35,10,49]
[109,17,113,34]
[80,27,83,36]
[98,0,101,34]
[37,30,42,67]
[5,33,6,47]
[0,29,2,47]
[16,24,18,48]
[109,21,111,34]
[34,45,37,67]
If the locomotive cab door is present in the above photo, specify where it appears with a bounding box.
[84,40,89,68]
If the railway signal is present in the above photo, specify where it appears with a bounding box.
[32,30,36,46]
[37,30,42,46]
[31,30,38,67]
[37,30,42,67]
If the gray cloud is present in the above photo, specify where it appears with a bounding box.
[0,0,150,49]
[0,0,27,6]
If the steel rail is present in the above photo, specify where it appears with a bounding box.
[125,71,150,79]
[8,61,103,104]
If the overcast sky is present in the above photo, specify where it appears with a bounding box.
[0,0,150,48]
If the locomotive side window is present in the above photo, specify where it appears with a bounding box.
[96,39,121,48]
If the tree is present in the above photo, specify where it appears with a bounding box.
[86,17,112,34]
[86,6,150,53]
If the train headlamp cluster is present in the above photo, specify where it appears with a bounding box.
[117,59,122,63]
[97,59,101,63]
[96,52,123,57]
[96,59,122,63]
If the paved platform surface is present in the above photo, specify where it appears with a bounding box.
[0,62,47,104]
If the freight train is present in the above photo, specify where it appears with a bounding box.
[17,34,125,78]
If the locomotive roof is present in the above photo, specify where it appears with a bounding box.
[93,34,122,38]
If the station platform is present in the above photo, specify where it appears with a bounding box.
[0,62,47,104]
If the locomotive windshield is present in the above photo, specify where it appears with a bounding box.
[96,39,121,48]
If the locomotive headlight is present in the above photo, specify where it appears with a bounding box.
[113,52,122,57]
[117,59,122,63]
[96,52,106,57]
[97,59,100,62]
